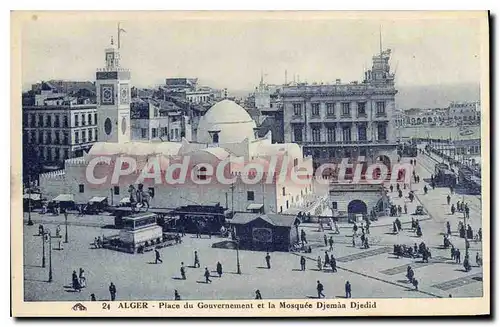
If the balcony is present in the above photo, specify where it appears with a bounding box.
[375,111,387,118]
[357,112,368,119]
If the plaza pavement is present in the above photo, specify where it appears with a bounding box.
[22,154,483,301]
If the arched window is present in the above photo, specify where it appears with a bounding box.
[213,133,219,143]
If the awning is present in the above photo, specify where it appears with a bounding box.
[120,197,131,204]
[23,193,41,201]
[89,196,107,203]
[52,194,74,202]
[246,203,264,210]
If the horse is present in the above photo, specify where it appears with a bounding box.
[128,184,151,212]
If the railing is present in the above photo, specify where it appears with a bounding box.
[357,113,368,118]
[375,112,387,118]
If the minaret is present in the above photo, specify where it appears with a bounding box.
[95,35,131,143]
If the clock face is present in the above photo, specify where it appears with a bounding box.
[120,84,129,104]
[100,84,114,105]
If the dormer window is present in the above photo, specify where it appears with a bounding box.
[208,130,221,144]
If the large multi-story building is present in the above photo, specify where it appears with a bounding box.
[281,49,398,170]
[449,101,481,125]
[22,102,98,171]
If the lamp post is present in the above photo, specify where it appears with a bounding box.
[236,237,241,275]
[47,229,53,283]
[64,211,68,243]
[27,178,33,226]
[41,230,46,268]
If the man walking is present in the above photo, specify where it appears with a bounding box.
[109,282,116,301]
[330,255,337,273]
[155,249,163,264]
[265,252,271,269]
[328,236,334,251]
[446,221,452,236]
[204,267,212,283]
[216,261,223,277]
[300,256,306,271]
[323,234,328,247]
[345,281,351,298]
[194,251,200,268]
[324,251,330,267]
[317,280,325,298]
[300,229,307,246]
[174,290,181,300]
[447,194,451,205]
[180,262,186,280]
[456,249,461,264]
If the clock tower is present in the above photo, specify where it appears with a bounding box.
[95,38,131,143]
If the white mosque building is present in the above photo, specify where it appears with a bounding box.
[39,40,317,215]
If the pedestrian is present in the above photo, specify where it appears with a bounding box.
[216,261,223,277]
[451,205,455,215]
[155,249,163,264]
[255,290,262,300]
[345,281,351,298]
[478,228,482,241]
[90,294,96,301]
[404,203,408,214]
[352,223,358,236]
[174,290,181,300]
[79,268,86,288]
[194,251,200,268]
[323,234,328,247]
[204,267,212,283]
[328,236,334,251]
[330,255,337,272]
[423,185,428,194]
[317,256,322,271]
[446,221,452,236]
[109,282,116,301]
[180,262,186,280]
[447,194,451,205]
[97,236,102,248]
[56,225,61,238]
[300,256,306,271]
[412,278,419,290]
[94,237,99,249]
[38,224,44,236]
[363,237,370,249]
[352,234,356,247]
[265,252,271,269]
[390,184,394,193]
[451,246,455,260]
[72,270,81,292]
[476,253,482,267]
[334,221,340,234]
[300,229,307,246]
[317,280,325,298]
[324,251,330,267]
[59,239,63,251]
[456,249,461,264]
[406,266,414,282]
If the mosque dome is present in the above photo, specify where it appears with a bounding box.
[196,99,257,144]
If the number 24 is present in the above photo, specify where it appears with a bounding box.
[102,303,110,310]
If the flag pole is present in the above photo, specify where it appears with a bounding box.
[117,23,121,49]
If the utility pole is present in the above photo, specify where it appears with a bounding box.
[64,211,68,243]
[231,183,235,218]
[48,229,53,282]
[27,176,33,225]
[41,231,46,268]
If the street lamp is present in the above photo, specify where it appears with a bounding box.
[41,230,46,268]
[47,229,53,283]
[235,237,241,275]
[27,179,33,226]
[64,211,68,243]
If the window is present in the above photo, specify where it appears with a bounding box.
[358,125,367,141]
[282,187,286,196]
[89,129,93,141]
[30,114,36,127]
[47,148,52,161]
[286,200,289,209]
[154,108,159,117]
[114,186,120,195]
[327,127,335,142]
[332,202,338,210]
[88,114,92,125]
[152,128,157,138]
[63,115,69,127]
[312,127,321,142]
[54,115,60,127]
[54,148,60,161]
[175,129,179,139]
[82,130,86,143]
[46,115,52,127]
[55,132,60,144]
[163,127,168,136]
[63,149,69,160]
[78,184,85,193]
[377,124,387,140]
[38,131,43,144]
[342,103,350,116]
[293,103,302,116]
[81,114,86,125]
[293,126,303,142]
[141,128,147,138]
[376,101,386,115]
[31,132,36,144]
[38,114,43,127]
[46,132,52,144]
[63,132,69,145]
[357,102,366,116]
[326,103,335,116]
[94,113,97,125]
[75,131,79,144]
[247,191,255,201]
[342,126,351,142]
[74,114,79,127]
[311,103,320,116]
[197,166,207,180]
[293,158,299,166]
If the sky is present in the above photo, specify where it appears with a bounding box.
[19,12,485,92]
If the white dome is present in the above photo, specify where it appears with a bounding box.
[196,100,256,144]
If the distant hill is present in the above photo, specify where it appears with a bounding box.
[229,83,481,110]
